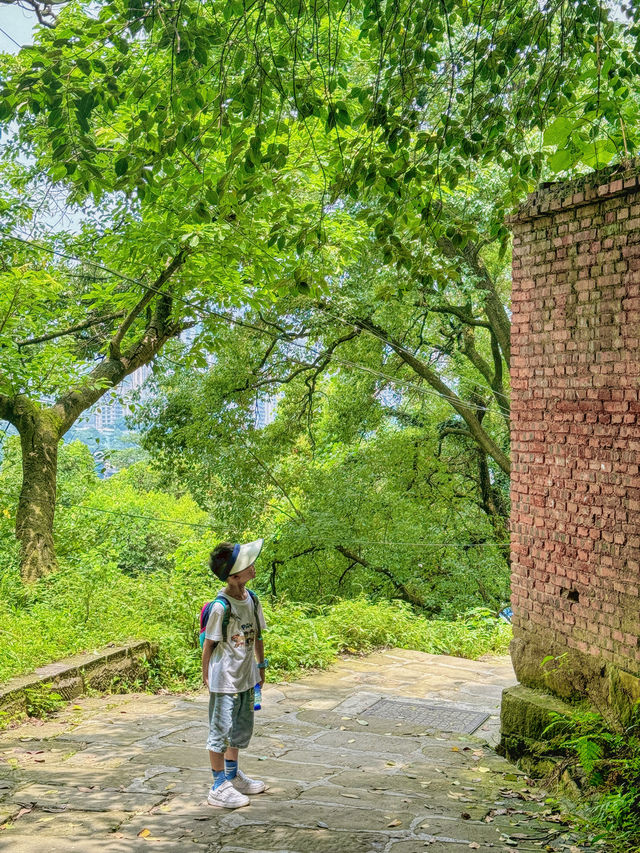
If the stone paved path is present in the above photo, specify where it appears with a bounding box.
[0,649,587,852]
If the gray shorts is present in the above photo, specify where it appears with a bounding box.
[206,689,254,753]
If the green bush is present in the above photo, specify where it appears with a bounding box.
[0,550,511,689]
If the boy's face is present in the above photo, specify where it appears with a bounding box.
[230,563,255,584]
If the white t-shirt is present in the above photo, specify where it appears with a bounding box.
[205,589,266,693]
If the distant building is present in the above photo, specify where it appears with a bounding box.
[254,395,278,429]
[74,365,152,434]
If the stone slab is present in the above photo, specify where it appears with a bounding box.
[218,797,420,832]
[313,729,422,755]
[220,825,388,853]
[0,837,212,853]
[1,808,128,836]
[0,642,156,717]
[278,747,399,771]
[8,782,165,812]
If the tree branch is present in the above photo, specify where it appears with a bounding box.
[17,311,126,348]
[439,426,474,440]
[489,329,510,422]
[51,255,187,436]
[437,236,511,365]
[351,316,511,474]
[109,251,186,360]
[335,545,423,606]
[423,303,491,329]
[0,0,60,28]
[270,545,322,596]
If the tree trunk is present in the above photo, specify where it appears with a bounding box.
[15,411,61,582]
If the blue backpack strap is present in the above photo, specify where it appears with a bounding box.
[213,594,231,642]
[199,595,231,648]
[247,589,261,639]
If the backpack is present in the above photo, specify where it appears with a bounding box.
[199,589,260,648]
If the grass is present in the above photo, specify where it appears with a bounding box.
[0,555,511,691]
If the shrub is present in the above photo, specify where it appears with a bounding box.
[0,552,511,690]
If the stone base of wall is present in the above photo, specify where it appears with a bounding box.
[0,641,157,718]
[498,684,586,776]
[510,633,640,729]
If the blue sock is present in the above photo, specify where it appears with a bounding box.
[212,769,226,790]
[224,759,238,780]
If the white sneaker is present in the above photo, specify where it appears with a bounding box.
[207,780,250,808]
[230,768,266,795]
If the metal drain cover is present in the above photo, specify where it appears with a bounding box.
[361,698,489,734]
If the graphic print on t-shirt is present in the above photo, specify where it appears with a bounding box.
[230,623,257,650]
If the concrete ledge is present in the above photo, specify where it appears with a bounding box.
[498,683,587,772]
[0,641,157,717]
[508,158,640,222]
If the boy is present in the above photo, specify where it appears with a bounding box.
[202,538,268,809]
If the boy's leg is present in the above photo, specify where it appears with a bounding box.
[227,689,266,795]
[223,746,239,780]
[206,693,249,808]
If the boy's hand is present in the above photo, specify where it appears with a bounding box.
[259,671,266,688]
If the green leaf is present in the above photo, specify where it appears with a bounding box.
[543,116,574,147]
[548,148,574,173]
[115,157,129,177]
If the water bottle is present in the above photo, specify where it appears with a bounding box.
[254,683,262,711]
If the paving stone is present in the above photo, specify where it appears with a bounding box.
[0,836,214,852]
[0,745,73,769]
[219,824,387,853]
[0,802,18,822]
[218,797,419,832]
[127,744,213,768]
[298,783,431,811]
[61,744,145,768]
[118,791,232,842]
[155,723,212,746]
[327,768,509,808]
[278,747,398,771]
[8,782,165,812]
[242,757,337,783]
[298,708,451,739]
[0,807,128,836]
[388,842,539,853]
[313,729,422,754]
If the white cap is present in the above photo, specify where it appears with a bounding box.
[228,538,264,576]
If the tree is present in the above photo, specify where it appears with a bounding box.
[136,343,510,612]
[133,231,513,611]
[1,0,637,583]
[0,1,336,580]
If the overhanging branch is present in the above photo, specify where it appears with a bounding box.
[351,315,511,475]
[18,311,126,347]
[109,251,186,360]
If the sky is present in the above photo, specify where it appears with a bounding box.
[0,4,36,54]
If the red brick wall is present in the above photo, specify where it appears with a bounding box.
[510,167,640,688]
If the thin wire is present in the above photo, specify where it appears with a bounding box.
[344,540,509,548]
[61,502,212,528]
[2,234,507,419]
[0,27,23,50]
[0,488,508,548]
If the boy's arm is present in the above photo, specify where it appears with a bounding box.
[202,638,216,688]
[254,638,266,686]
